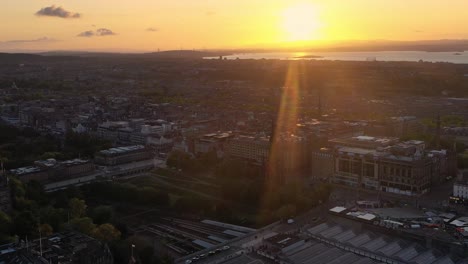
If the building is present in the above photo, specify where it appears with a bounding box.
[94,145,153,166]
[365,116,422,137]
[9,166,48,183]
[0,231,113,264]
[310,147,334,181]
[329,135,399,149]
[97,121,129,142]
[225,135,269,164]
[270,135,310,182]
[429,149,457,184]
[95,145,154,178]
[330,136,434,196]
[10,158,102,192]
[193,132,233,157]
[454,171,468,200]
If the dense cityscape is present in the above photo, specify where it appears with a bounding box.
[0,51,468,263]
[4,1,468,263]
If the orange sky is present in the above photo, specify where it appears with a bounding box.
[2,0,468,52]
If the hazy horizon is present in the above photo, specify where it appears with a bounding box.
[3,0,468,52]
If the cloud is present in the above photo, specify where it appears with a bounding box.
[3,37,57,44]
[146,27,159,32]
[0,37,58,49]
[77,31,95,37]
[77,28,116,37]
[36,5,80,19]
[96,28,116,36]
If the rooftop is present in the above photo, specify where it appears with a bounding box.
[10,166,43,175]
[306,221,456,264]
[98,145,146,156]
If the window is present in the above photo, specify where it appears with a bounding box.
[339,159,350,173]
[364,164,375,178]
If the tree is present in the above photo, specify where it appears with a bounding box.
[70,217,96,235]
[40,206,66,232]
[13,211,38,238]
[109,240,132,264]
[25,181,48,206]
[91,223,121,242]
[0,211,12,235]
[39,223,53,236]
[90,206,114,225]
[69,198,87,219]
[275,204,297,219]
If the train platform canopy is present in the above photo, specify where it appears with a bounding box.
[369,207,426,220]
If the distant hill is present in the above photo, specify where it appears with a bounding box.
[5,39,468,61]
[0,53,42,60]
[143,50,230,58]
[38,50,230,59]
[0,52,78,63]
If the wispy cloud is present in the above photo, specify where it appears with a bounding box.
[0,37,58,49]
[146,27,159,32]
[77,28,117,37]
[2,37,57,44]
[36,5,81,19]
[77,31,95,37]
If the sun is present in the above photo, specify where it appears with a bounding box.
[282,3,321,41]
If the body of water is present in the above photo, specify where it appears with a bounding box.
[205,51,468,64]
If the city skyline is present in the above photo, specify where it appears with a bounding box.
[2,0,468,52]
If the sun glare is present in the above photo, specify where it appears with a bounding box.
[282,3,321,42]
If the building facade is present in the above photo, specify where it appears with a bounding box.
[94,145,153,166]
[225,135,269,164]
[328,136,436,196]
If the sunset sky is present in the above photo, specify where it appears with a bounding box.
[2,0,468,52]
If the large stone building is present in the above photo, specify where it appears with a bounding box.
[94,145,152,166]
[95,145,154,178]
[225,135,270,164]
[10,158,101,192]
[314,135,452,197]
[193,132,233,157]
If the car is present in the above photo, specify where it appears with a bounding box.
[185,260,192,264]
[222,246,230,250]
[199,254,207,259]
[208,251,216,255]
